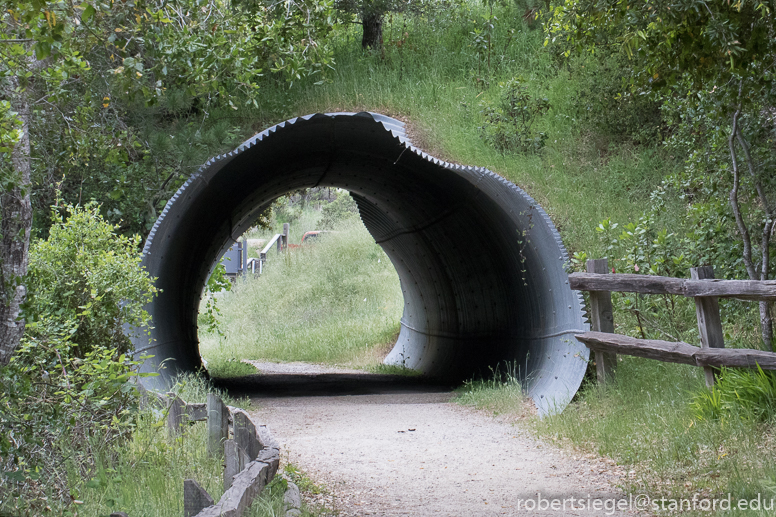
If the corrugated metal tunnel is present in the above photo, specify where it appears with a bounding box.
[134,112,589,415]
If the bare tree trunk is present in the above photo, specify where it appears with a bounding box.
[758,302,773,351]
[361,11,383,50]
[0,74,33,365]
[735,126,775,351]
[728,96,775,352]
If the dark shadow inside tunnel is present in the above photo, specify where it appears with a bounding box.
[133,112,589,415]
[212,372,456,400]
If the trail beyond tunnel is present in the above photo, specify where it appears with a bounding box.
[133,112,589,415]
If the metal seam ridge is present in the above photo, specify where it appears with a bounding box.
[143,113,572,282]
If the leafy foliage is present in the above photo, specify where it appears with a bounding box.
[0,204,157,515]
[479,77,549,153]
[199,263,231,337]
[566,51,663,144]
[319,191,358,230]
[1,0,337,238]
[25,204,157,357]
[547,0,776,349]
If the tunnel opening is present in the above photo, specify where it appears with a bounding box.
[134,112,589,415]
[197,189,405,369]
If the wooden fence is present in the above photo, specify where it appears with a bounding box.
[570,259,776,387]
[133,389,282,517]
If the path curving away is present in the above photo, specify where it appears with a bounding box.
[228,366,637,517]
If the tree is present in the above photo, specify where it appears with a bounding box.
[334,0,443,50]
[547,0,776,350]
[0,0,336,363]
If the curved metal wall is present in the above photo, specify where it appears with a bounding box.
[134,112,589,415]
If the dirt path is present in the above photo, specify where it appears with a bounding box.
[234,364,636,516]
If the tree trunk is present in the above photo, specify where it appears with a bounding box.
[728,100,775,352]
[759,301,773,352]
[361,11,383,50]
[0,75,33,365]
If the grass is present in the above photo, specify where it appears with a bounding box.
[536,359,776,515]
[71,373,322,517]
[456,356,776,515]
[169,371,250,406]
[242,6,673,257]
[456,361,528,417]
[75,412,225,517]
[200,217,403,375]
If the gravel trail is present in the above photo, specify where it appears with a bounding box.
[231,365,635,516]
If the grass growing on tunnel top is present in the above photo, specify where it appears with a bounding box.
[198,217,404,375]
[246,6,674,258]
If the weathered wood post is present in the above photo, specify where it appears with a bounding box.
[206,393,229,457]
[233,410,261,461]
[167,394,186,438]
[184,479,214,517]
[282,223,290,250]
[690,266,725,387]
[587,259,616,383]
[224,439,250,491]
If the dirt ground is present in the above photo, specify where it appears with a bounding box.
[236,362,637,516]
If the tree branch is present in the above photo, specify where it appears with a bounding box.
[728,106,757,280]
[735,126,774,280]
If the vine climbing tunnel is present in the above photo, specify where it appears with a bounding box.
[134,112,589,415]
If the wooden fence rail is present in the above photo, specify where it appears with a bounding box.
[571,259,776,387]
[569,272,776,301]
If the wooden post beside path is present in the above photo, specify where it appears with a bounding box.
[691,266,725,387]
[587,259,616,383]
[167,394,186,438]
[207,393,229,457]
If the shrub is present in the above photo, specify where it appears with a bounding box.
[0,204,157,515]
[568,51,663,145]
[319,191,358,230]
[25,203,157,357]
[479,77,549,153]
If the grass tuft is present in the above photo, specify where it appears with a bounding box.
[691,366,776,424]
[456,361,528,417]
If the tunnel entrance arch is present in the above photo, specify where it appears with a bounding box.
[134,112,588,415]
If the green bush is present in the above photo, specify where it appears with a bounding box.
[318,191,358,230]
[567,52,663,145]
[25,203,157,357]
[0,204,158,515]
[479,77,549,153]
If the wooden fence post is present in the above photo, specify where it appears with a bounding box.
[587,259,616,383]
[184,479,214,517]
[224,439,250,491]
[691,266,725,388]
[167,394,186,438]
[207,393,229,457]
[282,223,290,250]
[233,411,260,461]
